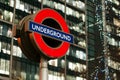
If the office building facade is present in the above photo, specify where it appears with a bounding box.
[0,0,119,80]
[86,0,120,79]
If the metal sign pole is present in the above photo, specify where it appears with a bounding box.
[39,57,48,80]
[39,0,48,80]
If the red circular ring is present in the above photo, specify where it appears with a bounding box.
[32,8,70,58]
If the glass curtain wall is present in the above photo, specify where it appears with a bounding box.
[86,0,120,79]
[1,0,119,80]
[0,0,86,80]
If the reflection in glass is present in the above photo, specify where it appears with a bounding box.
[0,25,2,35]
[48,59,58,67]
[7,28,12,37]
[0,59,9,75]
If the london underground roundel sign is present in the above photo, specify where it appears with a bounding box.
[28,8,73,59]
